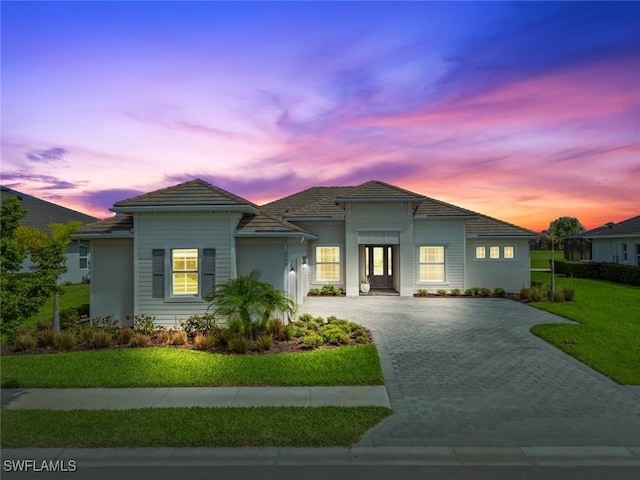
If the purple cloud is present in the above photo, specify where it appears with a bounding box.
[25,147,67,163]
[0,171,79,189]
[77,188,146,212]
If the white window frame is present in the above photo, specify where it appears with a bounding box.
[315,246,341,282]
[418,246,446,283]
[171,248,200,297]
[622,243,628,262]
[503,245,515,259]
[489,246,500,259]
[79,243,89,270]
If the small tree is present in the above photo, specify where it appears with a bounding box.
[207,270,296,337]
[16,221,82,332]
[549,217,584,249]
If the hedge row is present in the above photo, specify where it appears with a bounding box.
[554,260,640,286]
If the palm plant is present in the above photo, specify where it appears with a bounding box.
[207,271,296,337]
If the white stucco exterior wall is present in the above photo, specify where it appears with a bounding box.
[465,238,531,292]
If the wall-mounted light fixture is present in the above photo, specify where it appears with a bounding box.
[302,256,308,265]
[290,265,295,273]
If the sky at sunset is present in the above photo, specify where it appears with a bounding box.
[1,1,639,232]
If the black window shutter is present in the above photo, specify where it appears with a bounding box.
[152,249,165,298]
[203,248,216,298]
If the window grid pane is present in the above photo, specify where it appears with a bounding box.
[490,246,500,259]
[316,246,340,282]
[503,246,515,259]
[419,246,445,282]
[172,249,199,295]
[476,246,486,259]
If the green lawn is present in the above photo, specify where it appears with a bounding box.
[0,406,392,447]
[529,272,640,384]
[1,344,384,388]
[530,250,564,269]
[22,283,90,330]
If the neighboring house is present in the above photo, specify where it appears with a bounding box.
[566,215,640,265]
[74,179,534,326]
[1,186,98,284]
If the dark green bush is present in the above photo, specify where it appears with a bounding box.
[321,326,349,345]
[478,287,492,297]
[436,289,448,296]
[555,260,640,286]
[519,287,530,301]
[493,287,507,298]
[180,313,217,339]
[451,288,462,297]
[133,315,156,334]
[228,335,251,354]
[416,289,429,297]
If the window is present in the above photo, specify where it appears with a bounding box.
[419,246,445,282]
[172,248,199,295]
[490,246,500,259]
[622,243,628,262]
[79,244,89,269]
[475,246,486,259]
[503,246,515,259]
[152,248,215,299]
[316,246,340,281]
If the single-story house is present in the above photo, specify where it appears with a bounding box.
[565,214,640,265]
[74,179,535,326]
[1,186,98,284]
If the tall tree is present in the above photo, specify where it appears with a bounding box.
[549,217,585,249]
[16,221,82,332]
[0,197,60,338]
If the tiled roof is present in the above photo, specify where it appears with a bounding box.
[582,214,640,237]
[263,186,351,217]
[263,180,533,237]
[336,180,426,202]
[74,215,133,236]
[466,214,536,237]
[1,186,98,232]
[113,179,258,209]
[236,212,315,237]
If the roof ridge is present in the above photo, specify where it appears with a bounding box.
[285,187,353,216]
[336,180,426,200]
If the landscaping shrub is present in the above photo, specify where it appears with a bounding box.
[321,284,339,296]
[321,326,349,346]
[36,321,52,332]
[436,289,448,296]
[451,288,462,297]
[519,287,530,301]
[13,334,36,352]
[78,326,96,344]
[493,287,507,298]
[170,330,188,346]
[552,291,565,303]
[228,335,251,354]
[117,328,136,345]
[180,313,217,339]
[561,286,575,302]
[91,331,113,349]
[345,322,367,338]
[300,332,324,349]
[478,287,491,297]
[254,333,274,352]
[53,332,76,350]
[266,319,291,341]
[528,284,549,302]
[129,333,150,348]
[15,326,32,337]
[37,329,56,348]
[416,289,428,297]
[193,333,216,351]
[59,303,90,330]
[555,260,640,286]
[307,288,320,296]
[155,329,170,345]
[133,315,156,334]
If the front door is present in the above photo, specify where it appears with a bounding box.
[366,246,393,289]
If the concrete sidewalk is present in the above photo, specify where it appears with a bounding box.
[1,386,391,410]
[2,446,640,467]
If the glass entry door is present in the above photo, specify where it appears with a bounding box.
[365,246,393,289]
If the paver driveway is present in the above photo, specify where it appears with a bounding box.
[298,296,640,447]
